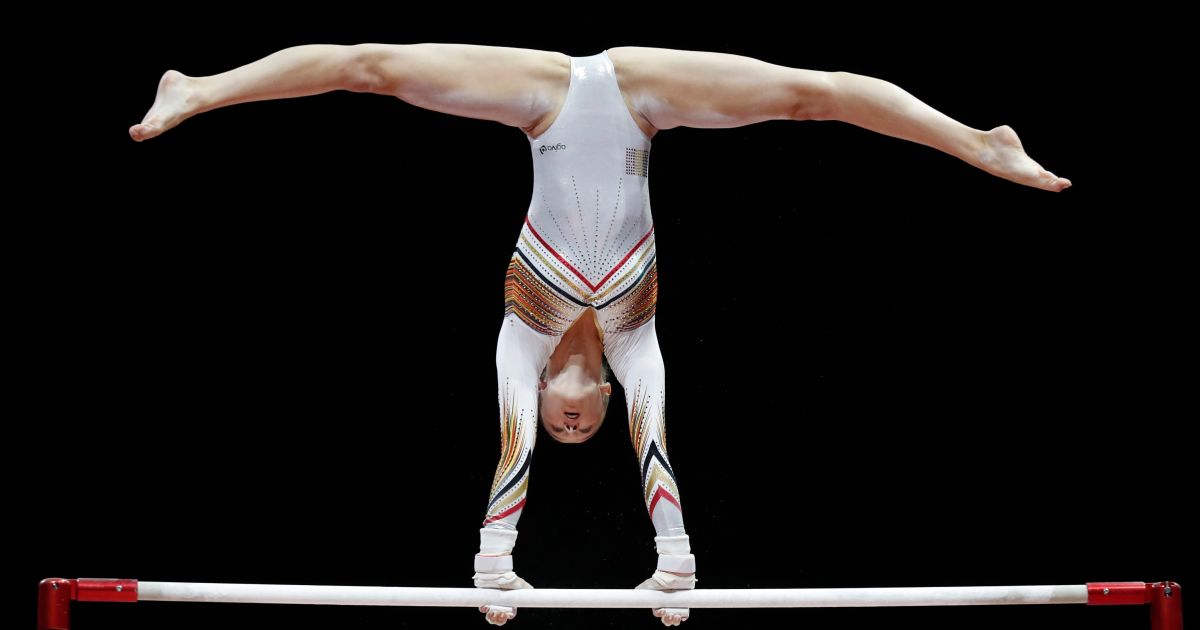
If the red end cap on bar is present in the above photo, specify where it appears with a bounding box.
[1148,582,1183,630]
[75,578,138,603]
[1087,582,1150,605]
[37,579,74,630]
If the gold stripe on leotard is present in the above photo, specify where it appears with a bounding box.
[505,255,578,336]
[485,386,533,523]
[607,262,658,333]
[518,233,591,300]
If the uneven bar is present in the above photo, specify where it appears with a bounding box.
[138,582,1089,608]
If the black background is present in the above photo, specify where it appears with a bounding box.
[9,6,1191,630]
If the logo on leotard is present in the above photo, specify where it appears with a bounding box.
[539,143,567,155]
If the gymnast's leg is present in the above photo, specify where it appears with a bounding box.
[608,46,1070,192]
[129,43,569,141]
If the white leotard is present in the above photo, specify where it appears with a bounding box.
[485,50,685,545]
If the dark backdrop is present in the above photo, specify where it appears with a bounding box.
[9,7,1191,630]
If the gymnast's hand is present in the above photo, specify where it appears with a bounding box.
[637,570,697,626]
[474,564,532,626]
[473,528,532,625]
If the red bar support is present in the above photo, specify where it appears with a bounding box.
[38,578,138,630]
[1088,582,1151,605]
[1086,581,1184,629]
[75,579,138,603]
[37,579,74,630]
[1150,582,1183,630]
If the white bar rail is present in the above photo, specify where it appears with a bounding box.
[137,582,1088,608]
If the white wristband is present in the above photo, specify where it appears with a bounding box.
[654,534,691,556]
[657,553,696,573]
[474,554,515,573]
[480,527,519,555]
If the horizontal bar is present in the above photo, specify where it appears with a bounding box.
[138,582,1089,609]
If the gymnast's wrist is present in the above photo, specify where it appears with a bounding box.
[475,527,520,573]
[653,534,696,574]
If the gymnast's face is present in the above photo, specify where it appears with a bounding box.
[539,369,612,444]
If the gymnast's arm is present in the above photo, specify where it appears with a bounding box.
[605,319,696,627]
[129,43,569,141]
[474,314,557,626]
[605,46,1070,192]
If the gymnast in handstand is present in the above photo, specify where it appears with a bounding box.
[132,43,1069,626]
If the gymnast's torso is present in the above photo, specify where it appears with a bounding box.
[505,50,659,339]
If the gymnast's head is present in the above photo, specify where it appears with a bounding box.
[538,361,612,444]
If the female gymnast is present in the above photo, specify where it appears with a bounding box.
[131,43,1070,626]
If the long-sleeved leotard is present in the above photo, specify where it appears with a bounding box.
[483,50,685,544]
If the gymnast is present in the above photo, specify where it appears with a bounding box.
[131,43,1070,626]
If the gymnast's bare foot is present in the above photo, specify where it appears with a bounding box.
[978,125,1071,192]
[129,70,200,142]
